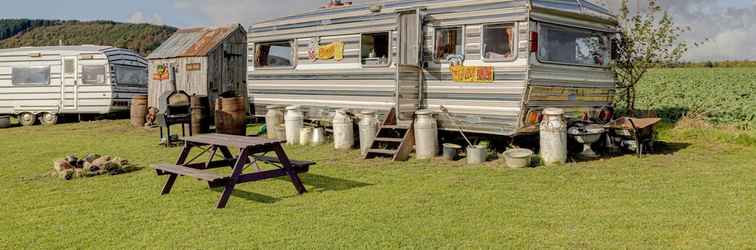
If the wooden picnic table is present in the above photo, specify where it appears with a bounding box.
[152,133,315,208]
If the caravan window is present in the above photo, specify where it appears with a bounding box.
[114,65,147,85]
[538,24,609,66]
[434,27,463,62]
[12,67,50,85]
[82,65,107,84]
[255,41,294,68]
[361,32,390,66]
[482,23,515,61]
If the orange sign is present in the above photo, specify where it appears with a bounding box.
[153,64,169,80]
[450,65,494,83]
[317,41,344,61]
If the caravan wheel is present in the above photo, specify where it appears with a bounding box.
[40,113,59,126]
[19,113,37,126]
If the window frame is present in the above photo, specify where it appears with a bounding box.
[11,66,51,86]
[81,64,108,85]
[254,40,297,70]
[113,64,147,86]
[359,31,392,68]
[432,26,465,63]
[536,23,611,68]
[480,22,518,63]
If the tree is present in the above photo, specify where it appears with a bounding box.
[612,0,688,115]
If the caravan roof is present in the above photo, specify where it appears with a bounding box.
[252,0,615,30]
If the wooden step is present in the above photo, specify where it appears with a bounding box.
[367,149,397,155]
[153,164,228,182]
[375,137,403,143]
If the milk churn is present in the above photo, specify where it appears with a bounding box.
[300,127,313,146]
[539,108,567,166]
[265,105,285,139]
[284,106,304,145]
[414,109,438,159]
[358,110,379,155]
[333,109,354,150]
[311,127,326,146]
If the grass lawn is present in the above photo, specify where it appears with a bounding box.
[1,120,754,248]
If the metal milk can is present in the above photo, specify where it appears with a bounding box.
[414,109,439,159]
[358,110,379,155]
[300,127,313,146]
[265,105,285,139]
[311,127,326,146]
[333,109,354,150]
[284,106,304,145]
[539,108,567,166]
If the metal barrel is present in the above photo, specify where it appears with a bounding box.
[190,95,210,135]
[214,96,247,135]
[130,95,148,127]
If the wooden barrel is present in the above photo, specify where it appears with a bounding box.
[214,96,247,135]
[190,95,210,135]
[130,95,148,127]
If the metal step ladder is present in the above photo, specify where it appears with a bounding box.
[364,108,415,161]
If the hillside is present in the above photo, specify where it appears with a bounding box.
[0,19,177,56]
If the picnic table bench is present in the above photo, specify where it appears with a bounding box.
[152,133,315,208]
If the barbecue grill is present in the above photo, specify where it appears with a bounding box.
[158,66,193,146]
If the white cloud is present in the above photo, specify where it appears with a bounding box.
[127,11,164,25]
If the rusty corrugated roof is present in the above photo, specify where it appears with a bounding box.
[147,24,239,59]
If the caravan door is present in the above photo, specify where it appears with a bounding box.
[395,9,423,122]
[60,56,79,110]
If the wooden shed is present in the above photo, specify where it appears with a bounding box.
[147,24,247,113]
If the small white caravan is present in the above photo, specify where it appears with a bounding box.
[0,45,148,125]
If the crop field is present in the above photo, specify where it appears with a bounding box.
[637,68,756,128]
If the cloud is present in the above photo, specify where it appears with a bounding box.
[173,0,756,61]
[127,11,164,25]
[597,0,756,61]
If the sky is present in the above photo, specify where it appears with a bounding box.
[1,0,755,61]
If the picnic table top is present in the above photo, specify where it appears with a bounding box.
[184,133,285,148]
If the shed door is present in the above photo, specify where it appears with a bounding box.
[60,56,79,110]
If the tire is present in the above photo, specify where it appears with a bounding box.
[19,113,37,126]
[40,113,59,126]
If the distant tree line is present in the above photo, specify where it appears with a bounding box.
[0,19,177,56]
[0,19,68,40]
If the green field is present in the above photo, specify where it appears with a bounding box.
[1,120,755,248]
[638,68,756,128]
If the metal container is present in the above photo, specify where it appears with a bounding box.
[358,110,379,155]
[265,105,285,139]
[274,124,287,141]
[414,110,438,159]
[285,106,304,145]
[333,109,354,150]
[0,116,10,129]
[311,127,326,146]
[467,146,488,164]
[442,143,462,161]
[504,148,534,169]
[300,127,313,145]
[540,108,567,166]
